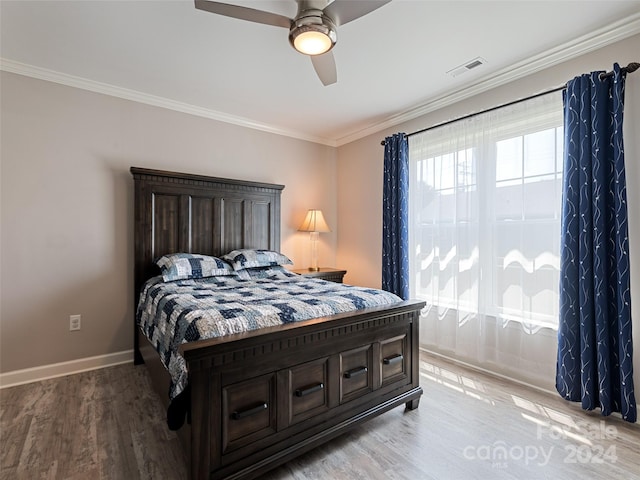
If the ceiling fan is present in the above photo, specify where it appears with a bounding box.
[194,0,392,86]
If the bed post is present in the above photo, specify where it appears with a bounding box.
[132,167,144,364]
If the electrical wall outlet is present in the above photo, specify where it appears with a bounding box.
[69,314,81,331]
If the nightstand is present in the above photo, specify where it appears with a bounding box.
[291,268,347,283]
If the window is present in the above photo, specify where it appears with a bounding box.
[409,92,563,331]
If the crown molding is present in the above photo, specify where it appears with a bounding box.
[335,12,640,146]
[2,12,638,149]
[0,58,338,147]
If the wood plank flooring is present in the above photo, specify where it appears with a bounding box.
[1,350,638,480]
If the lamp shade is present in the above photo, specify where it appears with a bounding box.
[298,209,331,233]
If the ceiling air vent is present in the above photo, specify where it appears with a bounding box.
[447,57,487,77]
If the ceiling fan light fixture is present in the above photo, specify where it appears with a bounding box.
[195,0,392,85]
[289,15,336,56]
[293,28,332,55]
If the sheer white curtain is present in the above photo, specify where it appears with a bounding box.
[409,92,564,389]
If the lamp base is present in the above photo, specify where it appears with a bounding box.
[308,231,320,272]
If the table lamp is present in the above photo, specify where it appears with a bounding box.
[298,209,331,271]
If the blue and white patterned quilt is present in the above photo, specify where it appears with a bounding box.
[136,269,402,399]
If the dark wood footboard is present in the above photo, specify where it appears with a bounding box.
[170,300,423,479]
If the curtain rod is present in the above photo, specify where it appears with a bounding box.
[599,61,639,79]
[381,61,639,146]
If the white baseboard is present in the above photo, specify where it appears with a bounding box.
[420,347,640,420]
[419,347,557,396]
[0,350,133,389]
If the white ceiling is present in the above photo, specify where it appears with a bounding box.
[2,0,640,146]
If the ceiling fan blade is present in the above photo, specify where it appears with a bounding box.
[311,52,337,86]
[194,0,292,28]
[323,0,392,27]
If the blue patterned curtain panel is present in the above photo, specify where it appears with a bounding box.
[382,133,409,300]
[556,63,636,422]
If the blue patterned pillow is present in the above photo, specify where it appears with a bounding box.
[235,265,297,280]
[222,249,293,271]
[156,253,235,282]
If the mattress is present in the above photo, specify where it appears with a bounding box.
[136,267,402,399]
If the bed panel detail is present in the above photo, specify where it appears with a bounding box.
[222,373,277,454]
[380,333,409,386]
[281,357,330,426]
[339,344,374,403]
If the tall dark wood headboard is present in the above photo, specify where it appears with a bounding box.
[131,167,285,362]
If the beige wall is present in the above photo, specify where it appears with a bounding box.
[336,34,640,391]
[0,72,337,372]
[2,32,639,394]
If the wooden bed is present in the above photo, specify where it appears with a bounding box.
[131,167,425,480]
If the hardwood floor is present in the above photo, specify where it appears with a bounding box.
[1,350,638,480]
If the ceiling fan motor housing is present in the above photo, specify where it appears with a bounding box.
[289,7,337,55]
